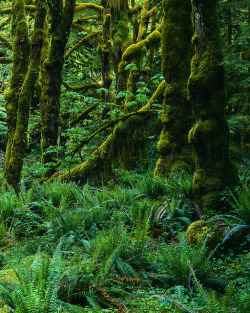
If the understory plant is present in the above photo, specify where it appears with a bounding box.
[158,235,215,286]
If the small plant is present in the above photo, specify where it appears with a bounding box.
[0,247,85,313]
[158,234,215,286]
[156,198,192,227]
[167,171,193,199]
[210,184,250,244]
[138,177,167,199]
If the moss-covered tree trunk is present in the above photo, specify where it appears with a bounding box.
[4,0,47,191]
[115,0,159,170]
[48,80,165,183]
[154,0,193,176]
[40,0,76,175]
[98,0,113,115]
[188,0,240,211]
[3,0,29,180]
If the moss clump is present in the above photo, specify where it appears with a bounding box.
[186,219,246,250]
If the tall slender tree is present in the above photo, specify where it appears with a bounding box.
[4,0,46,191]
[40,0,76,175]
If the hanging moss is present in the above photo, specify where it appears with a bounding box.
[154,0,193,177]
[187,0,240,211]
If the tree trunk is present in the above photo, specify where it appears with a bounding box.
[154,0,193,177]
[4,0,47,191]
[4,0,29,181]
[188,0,240,211]
[48,81,165,183]
[40,0,76,176]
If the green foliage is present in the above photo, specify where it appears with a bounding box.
[158,235,215,286]
[138,176,168,199]
[0,247,85,313]
[210,184,250,244]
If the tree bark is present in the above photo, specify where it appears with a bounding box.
[4,0,47,191]
[48,80,165,183]
[4,0,29,182]
[40,0,76,176]
[154,0,193,177]
[188,0,240,211]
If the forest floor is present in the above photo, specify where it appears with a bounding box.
[0,150,249,313]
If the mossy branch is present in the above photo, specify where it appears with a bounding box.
[64,31,102,60]
[71,23,93,33]
[0,17,10,30]
[0,5,36,15]
[122,25,162,63]
[44,109,158,179]
[62,81,101,93]
[0,57,13,64]
[0,34,12,50]
[75,3,103,13]
[47,81,164,182]
[128,4,143,16]
[69,102,100,127]
[74,15,101,25]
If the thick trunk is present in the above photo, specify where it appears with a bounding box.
[154,0,193,177]
[188,0,240,211]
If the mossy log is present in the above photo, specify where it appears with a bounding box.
[4,0,47,191]
[154,0,193,177]
[188,0,240,211]
[48,81,165,183]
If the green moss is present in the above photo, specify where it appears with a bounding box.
[187,0,240,211]
[186,219,245,250]
[3,0,30,182]
[40,0,76,172]
[154,0,193,177]
[5,0,47,191]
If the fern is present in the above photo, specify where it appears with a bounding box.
[158,234,216,286]
[0,245,85,313]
